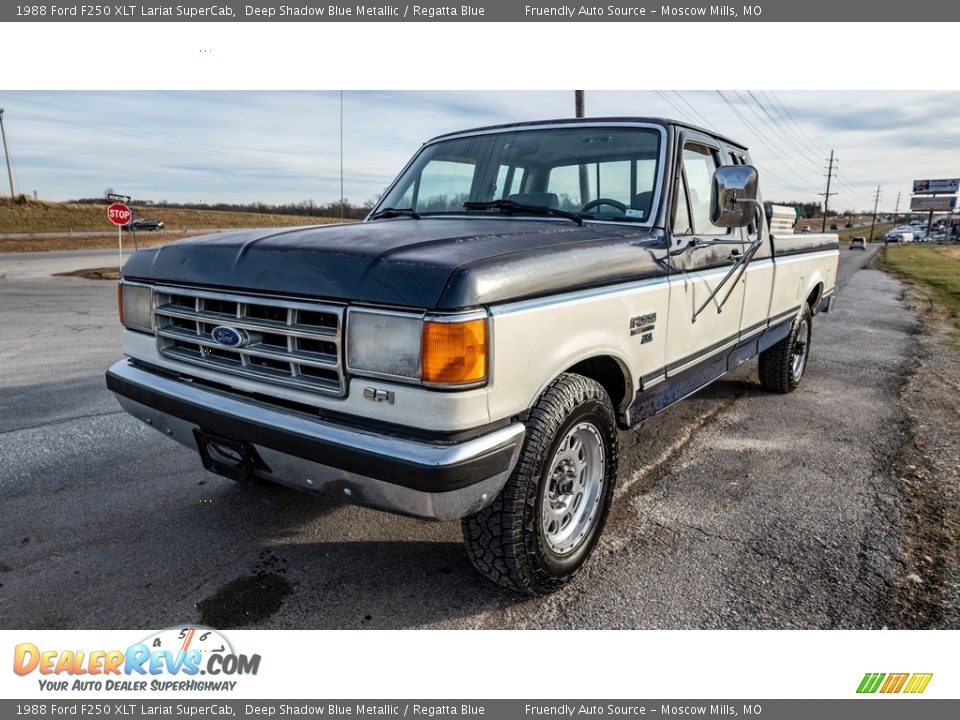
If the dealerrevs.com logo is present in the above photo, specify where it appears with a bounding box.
[13,627,260,692]
[857,673,933,694]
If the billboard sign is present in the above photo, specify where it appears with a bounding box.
[910,195,957,211]
[912,178,960,194]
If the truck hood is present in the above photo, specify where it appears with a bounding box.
[121,218,667,310]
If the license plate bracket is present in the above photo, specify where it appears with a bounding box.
[193,428,262,482]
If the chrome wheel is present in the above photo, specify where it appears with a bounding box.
[541,422,605,555]
[791,317,810,382]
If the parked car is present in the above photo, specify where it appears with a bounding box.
[885,229,914,244]
[800,224,812,233]
[108,117,839,595]
[849,236,867,250]
[124,218,165,231]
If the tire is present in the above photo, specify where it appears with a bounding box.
[461,373,619,595]
[759,303,813,394]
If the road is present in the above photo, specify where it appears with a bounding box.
[0,244,918,629]
[0,227,245,240]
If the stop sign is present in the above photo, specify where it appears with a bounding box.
[107,202,132,226]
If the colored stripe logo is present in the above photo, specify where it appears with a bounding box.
[857,672,933,694]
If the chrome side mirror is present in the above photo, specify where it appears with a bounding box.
[710,165,759,228]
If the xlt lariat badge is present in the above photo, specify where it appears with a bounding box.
[363,387,395,404]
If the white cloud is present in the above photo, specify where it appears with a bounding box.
[0,90,957,213]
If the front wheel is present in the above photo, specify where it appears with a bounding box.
[759,303,813,394]
[461,373,619,595]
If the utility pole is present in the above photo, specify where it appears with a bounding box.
[575,90,585,118]
[868,186,881,243]
[818,150,836,233]
[0,108,15,198]
[575,91,589,205]
[339,91,344,222]
[893,191,901,225]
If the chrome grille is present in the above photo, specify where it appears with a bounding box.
[152,286,345,396]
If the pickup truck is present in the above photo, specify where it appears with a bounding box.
[107,118,838,595]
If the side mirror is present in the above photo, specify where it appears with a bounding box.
[710,165,759,228]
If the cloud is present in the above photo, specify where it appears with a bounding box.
[0,90,957,212]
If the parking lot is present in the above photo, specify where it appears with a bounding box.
[0,243,941,629]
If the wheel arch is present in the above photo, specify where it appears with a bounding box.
[806,280,824,314]
[529,352,634,429]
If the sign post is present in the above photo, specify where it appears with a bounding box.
[107,202,132,267]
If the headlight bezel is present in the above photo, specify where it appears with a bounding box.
[345,306,489,389]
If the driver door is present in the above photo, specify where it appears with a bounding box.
[663,137,747,376]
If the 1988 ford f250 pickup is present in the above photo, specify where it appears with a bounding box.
[107,118,838,595]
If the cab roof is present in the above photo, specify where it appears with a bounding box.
[428,116,748,152]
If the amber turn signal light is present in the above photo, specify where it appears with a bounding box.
[421,318,487,385]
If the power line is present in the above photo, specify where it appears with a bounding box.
[769,91,824,151]
[667,90,808,193]
[672,91,714,129]
[670,91,808,194]
[714,91,819,189]
[654,90,697,126]
[760,90,825,157]
[741,90,824,172]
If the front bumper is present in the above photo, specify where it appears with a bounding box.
[105,360,525,521]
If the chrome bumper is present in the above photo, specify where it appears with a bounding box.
[106,360,525,521]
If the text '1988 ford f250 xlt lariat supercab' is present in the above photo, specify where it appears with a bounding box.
[107,118,838,595]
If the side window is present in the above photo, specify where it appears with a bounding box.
[494,164,526,199]
[681,144,728,236]
[416,160,475,212]
[729,150,758,236]
[672,172,691,235]
[547,164,591,211]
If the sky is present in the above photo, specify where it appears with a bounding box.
[0,90,957,213]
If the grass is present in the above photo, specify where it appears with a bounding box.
[0,196,339,234]
[880,244,960,333]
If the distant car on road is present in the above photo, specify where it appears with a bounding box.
[124,218,164,231]
[800,225,812,233]
[849,236,867,250]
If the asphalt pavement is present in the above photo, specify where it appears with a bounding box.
[0,243,918,629]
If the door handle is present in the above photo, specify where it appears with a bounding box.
[728,249,743,262]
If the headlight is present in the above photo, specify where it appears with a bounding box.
[119,282,153,332]
[346,309,423,380]
[346,309,488,387]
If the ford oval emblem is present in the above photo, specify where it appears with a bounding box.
[211,325,249,348]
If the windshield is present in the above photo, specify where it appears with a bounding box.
[376,126,662,223]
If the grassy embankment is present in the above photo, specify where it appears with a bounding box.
[880,244,960,338]
[0,197,341,252]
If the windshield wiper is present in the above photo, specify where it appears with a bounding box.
[463,199,583,226]
[369,207,421,220]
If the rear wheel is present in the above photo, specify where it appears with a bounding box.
[759,303,813,394]
[461,373,619,595]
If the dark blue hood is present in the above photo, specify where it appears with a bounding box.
[121,218,667,310]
